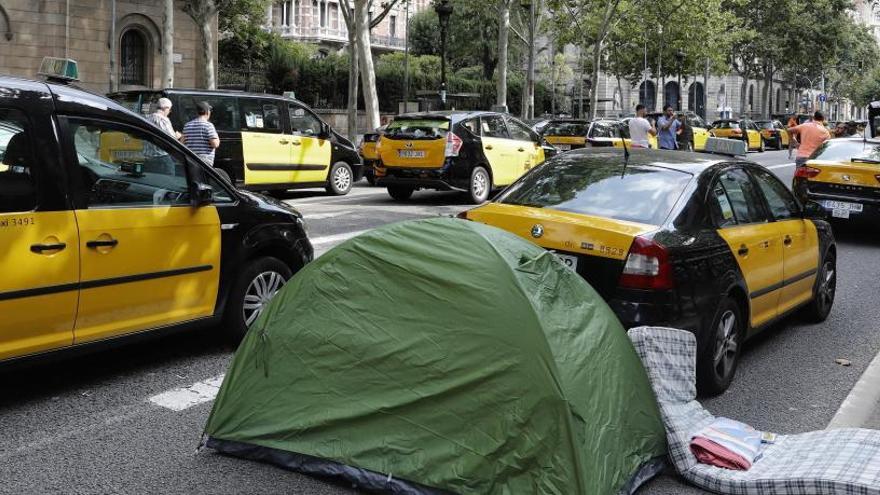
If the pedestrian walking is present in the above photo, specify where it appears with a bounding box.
[789,110,831,202]
[183,101,220,166]
[657,105,680,150]
[628,104,657,148]
[787,114,799,159]
[144,97,181,175]
[676,113,693,152]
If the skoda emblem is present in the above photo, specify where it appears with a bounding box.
[842,174,852,182]
[405,141,414,148]
[531,224,544,238]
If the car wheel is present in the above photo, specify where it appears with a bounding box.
[387,185,414,201]
[697,296,744,396]
[804,250,836,322]
[326,162,353,196]
[467,166,491,204]
[775,137,783,150]
[365,172,377,186]
[223,256,293,342]
[758,138,765,152]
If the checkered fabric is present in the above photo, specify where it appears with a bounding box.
[629,326,880,495]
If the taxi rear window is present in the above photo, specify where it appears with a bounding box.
[712,121,740,129]
[497,158,692,225]
[811,140,880,162]
[385,119,449,140]
[543,122,588,136]
[756,121,774,129]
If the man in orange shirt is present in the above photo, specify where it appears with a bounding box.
[789,111,830,167]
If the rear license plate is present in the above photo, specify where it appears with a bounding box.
[398,150,425,158]
[554,253,579,271]
[556,144,571,151]
[832,209,850,219]
[823,200,863,212]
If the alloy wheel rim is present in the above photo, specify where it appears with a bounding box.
[818,261,836,311]
[334,166,352,191]
[242,271,286,327]
[713,309,738,379]
[473,171,487,199]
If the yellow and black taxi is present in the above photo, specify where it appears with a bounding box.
[540,119,590,150]
[375,111,547,203]
[358,126,385,185]
[461,147,835,394]
[684,113,711,151]
[110,89,362,196]
[0,73,312,365]
[794,137,880,220]
[710,119,765,152]
[756,120,790,150]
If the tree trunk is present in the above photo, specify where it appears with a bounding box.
[739,77,748,117]
[616,75,624,114]
[763,68,772,119]
[589,42,601,119]
[347,33,359,138]
[496,0,510,111]
[354,0,380,130]
[162,0,174,88]
[199,18,216,89]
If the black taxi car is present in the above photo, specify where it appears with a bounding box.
[794,137,880,220]
[0,74,311,364]
[375,111,547,203]
[461,148,836,394]
[110,89,362,196]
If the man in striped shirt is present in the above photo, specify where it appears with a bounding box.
[182,101,220,166]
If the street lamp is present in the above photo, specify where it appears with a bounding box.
[434,0,453,110]
[675,49,685,112]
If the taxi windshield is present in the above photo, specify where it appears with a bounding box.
[543,122,588,136]
[756,121,775,129]
[810,139,880,162]
[385,119,449,140]
[497,158,693,225]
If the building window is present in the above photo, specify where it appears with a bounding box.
[390,15,397,38]
[120,29,147,86]
[321,0,328,27]
[294,0,301,26]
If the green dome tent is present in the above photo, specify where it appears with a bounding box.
[203,218,666,494]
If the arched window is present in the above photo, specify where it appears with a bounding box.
[664,81,680,110]
[688,82,705,117]
[120,29,147,85]
[638,80,656,111]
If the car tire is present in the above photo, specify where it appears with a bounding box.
[775,137,783,150]
[223,256,293,342]
[387,185,414,201]
[803,250,836,322]
[326,161,354,196]
[467,166,491,204]
[365,172,377,186]
[758,138,765,152]
[697,296,744,396]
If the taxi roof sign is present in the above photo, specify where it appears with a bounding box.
[703,136,748,157]
[38,57,79,82]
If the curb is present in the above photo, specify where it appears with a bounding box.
[827,347,880,429]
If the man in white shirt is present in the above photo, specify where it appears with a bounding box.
[628,104,657,148]
[144,97,181,175]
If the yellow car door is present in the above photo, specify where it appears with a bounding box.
[241,99,293,186]
[749,168,819,313]
[710,169,783,328]
[288,103,332,183]
[0,109,78,360]
[506,117,543,175]
[480,115,519,186]
[65,119,221,344]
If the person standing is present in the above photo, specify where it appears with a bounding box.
[628,104,657,148]
[183,101,220,166]
[144,97,181,175]
[676,113,693,151]
[657,105,681,150]
[787,114,799,159]
[789,111,831,202]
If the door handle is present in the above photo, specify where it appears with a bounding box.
[783,235,792,246]
[737,245,749,256]
[518,147,525,152]
[87,239,119,249]
[485,145,493,150]
[30,242,66,253]
[279,139,290,145]
[291,140,302,146]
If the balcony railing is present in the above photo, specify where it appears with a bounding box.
[271,24,407,50]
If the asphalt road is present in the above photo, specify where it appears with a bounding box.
[2,149,878,495]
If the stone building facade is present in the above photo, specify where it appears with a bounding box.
[266,0,431,54]
[0,0,217,94]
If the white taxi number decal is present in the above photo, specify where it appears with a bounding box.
[556,144,571,151]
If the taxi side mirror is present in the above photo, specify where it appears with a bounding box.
[802,200,827,220]
[318,123,331,140]
[193,183,214,207]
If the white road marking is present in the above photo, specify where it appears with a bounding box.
[768,162,794,169]
[306,212,348,220]
[310,229,369,246]
[148,374,225,412]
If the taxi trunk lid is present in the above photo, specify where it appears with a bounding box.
[807,159,880,189]
[378,116,450,169]
[466,203,656,298]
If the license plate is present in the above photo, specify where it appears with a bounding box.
[398,150,425,158]
[554,253,579,271]
[823,200,863,212]
[832,209,850,219]
[556,144,571,151]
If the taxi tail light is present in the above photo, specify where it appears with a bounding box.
[618,236,674,290]
[794,166,821,179]
[445,132,463,157]
[875,174,880,184]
